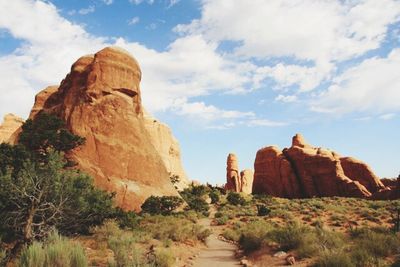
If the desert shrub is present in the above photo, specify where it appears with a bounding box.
[269,223,311,251]
[153,248,175,267]
[215,215,229,225]
[18,242,46,267]
[256,204,270,216]
[352,228,400,259]
[114,209,139,229]
[141,196,183,215]
[238,220,272,253]
[209,190,220,204]
[186,197,209,214]
[223,228,241,242]
[141,215,210,243]
[313,250,353,267]
[18,232,87,267]
[227,192,246,206]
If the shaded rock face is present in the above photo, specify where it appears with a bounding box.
[253,134,391,199]
[0,114,24,144]
[27,47,184,211]
[240,169,254,194]
[226,153,241,192]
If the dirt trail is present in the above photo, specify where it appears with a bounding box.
[192,207,241,267]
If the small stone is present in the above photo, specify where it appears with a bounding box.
[286,255,296,265]
[273,251,287,258]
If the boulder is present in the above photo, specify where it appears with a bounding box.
[26,47,184,211]
[0,113,24,144]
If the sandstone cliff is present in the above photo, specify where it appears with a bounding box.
[0,114,23,144]
[25,47,188,210]
[253,134,392,199]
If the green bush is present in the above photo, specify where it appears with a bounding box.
[186,197,209,213]
[227,192,246,206]
[209,190,220,204]
[238,220,272,253]
[141,196,183,215]
[215,215,229,225]
[269,223,310,251]
[256,204,270,216]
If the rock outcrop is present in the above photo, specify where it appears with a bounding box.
[225,153,254,194]
[143,111,189,190]
[253,134,392,199]
[0,114,24,144]
[25,47,187,211]
[240,169,254,194]
[226,153,241,192]
[253,146,301,197]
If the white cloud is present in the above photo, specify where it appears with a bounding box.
[175,0,400,92]
[171,99,254,122]
[78,5,95,15]
[102,0,113,5]
[246,119,287,127]
[275,94,298,103]
[0,0,261,126]
[379,113,396,120]
[255,63,331,92]
[128,16,140,25]
[311,49,400,115]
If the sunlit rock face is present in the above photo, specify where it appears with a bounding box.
[27,47,188,211]
[253,133,392,199]
[0,114,24,144]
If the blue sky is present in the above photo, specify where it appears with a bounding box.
[0,0,399,184]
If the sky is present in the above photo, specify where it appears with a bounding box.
[0,0,399,185]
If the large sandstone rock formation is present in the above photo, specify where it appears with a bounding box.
[0,114,23,144]
[143,111,189,190]
[225,153,254,194]
[253,134,392,199]
[226,153,241,192]
[25,47,188,210]
[240,169,254,194]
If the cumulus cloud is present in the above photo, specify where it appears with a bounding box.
[0,0,266,128]
[175,0,400,92]
[311,49,400,114]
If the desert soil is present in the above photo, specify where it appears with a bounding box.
[192,208,241,267]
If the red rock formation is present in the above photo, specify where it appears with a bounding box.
[253,146,301,197]
[340,157,386,194]
[226,153,241,192]
[0,114,24,144]
[240,169,254,194]
[26,47,182,211]
[253,133,390,199]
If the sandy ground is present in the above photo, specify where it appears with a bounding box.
[192,208,241,267]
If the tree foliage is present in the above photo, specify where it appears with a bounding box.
[227,192,246,206]
[141,196,183,215]
[0,113,116,261]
